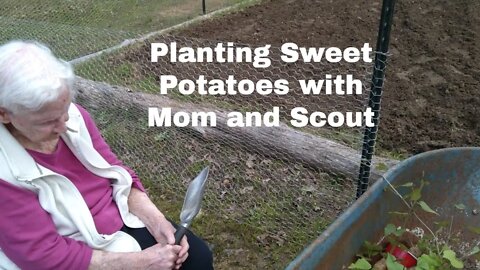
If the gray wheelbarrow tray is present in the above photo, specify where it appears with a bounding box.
[287,147,480,269]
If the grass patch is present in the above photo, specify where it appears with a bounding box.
[1,0,246,32]
[0,0,248,60]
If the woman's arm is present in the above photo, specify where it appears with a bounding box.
[127,188,169,238]
[89,244,181,270]
[127,188,189,268]
[0,180,92,270]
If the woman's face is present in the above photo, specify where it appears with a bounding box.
[0,90,71,144]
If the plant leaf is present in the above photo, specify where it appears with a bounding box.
[468,246,480,257]
[454,203,466,210]
[384,224,404,237]
[399,182,414,188]
[385,223,397,236]
[348,258,372,270]
[362,241,383,253]
[418,201,439,215]
[410,187,422,202]
[395,227,406,237]
[442,249,464,269]
[416,254,442,270]
[388,211,409,216]
[385,253,405,270]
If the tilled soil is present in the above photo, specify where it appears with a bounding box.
[172,0,480,156]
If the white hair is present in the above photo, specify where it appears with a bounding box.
[0,40,75,114]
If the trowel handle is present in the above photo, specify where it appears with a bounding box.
[174,226,188,245]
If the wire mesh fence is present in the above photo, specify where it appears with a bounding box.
[1,1,385,268]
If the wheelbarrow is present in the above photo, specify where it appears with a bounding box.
[286,147,480,269]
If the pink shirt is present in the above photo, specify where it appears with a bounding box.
[0,105,145,270]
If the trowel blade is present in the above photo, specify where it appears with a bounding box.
[178,166,209,228]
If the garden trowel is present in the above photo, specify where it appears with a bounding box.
[174,166,209,244]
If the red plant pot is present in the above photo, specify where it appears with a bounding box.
[385,243,417,268]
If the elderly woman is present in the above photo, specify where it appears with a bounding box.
[0,40,213,270]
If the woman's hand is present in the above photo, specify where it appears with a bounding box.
[127,188,189,269]
[90,243,182,270]
[143,243,182,270]
[145,217,189,269]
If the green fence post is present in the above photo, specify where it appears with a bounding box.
[357,0,397,198]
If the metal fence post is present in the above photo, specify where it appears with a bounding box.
[356,0,396,198]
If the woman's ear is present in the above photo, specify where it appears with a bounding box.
[0,108,11,124]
